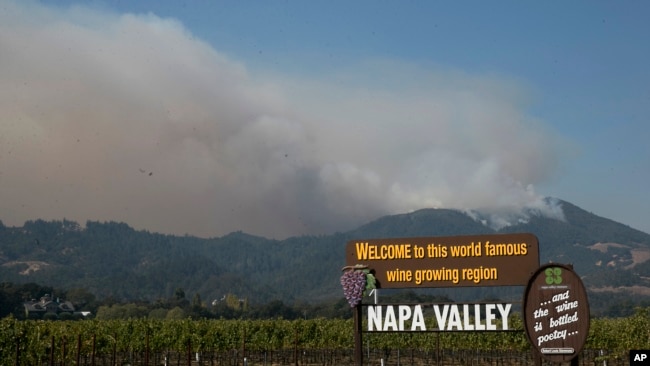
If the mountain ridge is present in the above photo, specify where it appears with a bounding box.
[1,198,649,314]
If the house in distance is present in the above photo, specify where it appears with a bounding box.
[23,294,88,319]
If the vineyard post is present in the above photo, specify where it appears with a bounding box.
[436,333,440,366]
[145,331,149,366]
[293,328,298,366]
[61,335,66,366]
[49,335,54,366]
[14,333,19,366]
[112,333,116,366]
[91,334,96,366]
[76,334,81,366]
[242,327,247,366]
[186,339,192,366]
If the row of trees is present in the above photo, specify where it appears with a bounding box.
[1,281,357,320]
[3,282,464,321]
[4,280,650,322]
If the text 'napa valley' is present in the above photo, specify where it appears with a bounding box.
[366,304,512,332]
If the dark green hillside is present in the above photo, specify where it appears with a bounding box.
[0,198,649,315]
[500,200,650,288]
[349,208,493,238]
[199,232,348,302]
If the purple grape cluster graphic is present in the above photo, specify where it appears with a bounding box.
[340,270,365,307]
[340,265,376,307]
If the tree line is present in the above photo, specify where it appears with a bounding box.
[1,281,357,320]
[2,281,468,321]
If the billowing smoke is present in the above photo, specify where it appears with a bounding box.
[0,1,569,238]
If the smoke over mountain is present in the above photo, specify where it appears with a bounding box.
[0,1,570,238]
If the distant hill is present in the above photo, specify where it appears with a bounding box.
[1,198,649,315]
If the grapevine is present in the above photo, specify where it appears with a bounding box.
[0,311,647,362]
[340,264,376,307]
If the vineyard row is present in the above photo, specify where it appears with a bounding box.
[0,308,648,365]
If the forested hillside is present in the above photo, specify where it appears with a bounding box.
[1,199,649,316]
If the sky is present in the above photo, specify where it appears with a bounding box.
[1,0,648,239]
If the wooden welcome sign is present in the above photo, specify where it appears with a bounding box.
[522,263,590,363]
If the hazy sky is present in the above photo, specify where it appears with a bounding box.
[1,0,648,238]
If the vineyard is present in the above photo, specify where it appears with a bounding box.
[1,308,648,366]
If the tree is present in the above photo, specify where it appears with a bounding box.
[165,306,186,319]
[252,300,299,319]
[224,293,247,311]
[148,308,168,319]
[64,288,98,313]
[191,293,202,308]
[174,288,185,300]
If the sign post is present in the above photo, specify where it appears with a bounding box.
[353,304,362,366]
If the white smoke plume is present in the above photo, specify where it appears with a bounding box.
[0,1,569,238]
